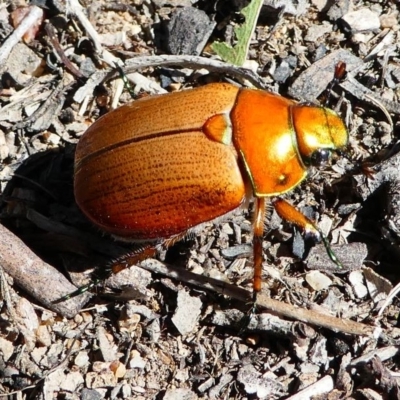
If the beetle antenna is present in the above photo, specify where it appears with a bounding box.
[325,61,347,107]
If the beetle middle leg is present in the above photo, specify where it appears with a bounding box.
[253,197,267,295]
[237,196,267,331]
[272,198,343,269]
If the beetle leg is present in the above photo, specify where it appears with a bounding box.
[253,197,267,293]
[53,232,192,304]
[111,245,157,274]
[272,198,343,268]
[52,245,158,304]
[106,230,190,276]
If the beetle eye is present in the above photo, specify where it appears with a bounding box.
[310,149,331,167]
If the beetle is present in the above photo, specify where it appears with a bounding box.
[68,82,348,300]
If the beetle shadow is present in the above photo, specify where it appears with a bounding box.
[0,147,123,292]
[347,182,400,280]
[0,145,196,301]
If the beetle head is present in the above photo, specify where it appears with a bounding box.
[291,105,348,167]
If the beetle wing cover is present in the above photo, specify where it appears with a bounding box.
[75,132,245,239]
[75,84,246,240]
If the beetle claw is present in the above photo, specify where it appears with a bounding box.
[320,234,344,269]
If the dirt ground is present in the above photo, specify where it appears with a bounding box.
[0,0,400,399]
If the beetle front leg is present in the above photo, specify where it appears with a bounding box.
[272,198,343,268]
[253,197,267,293]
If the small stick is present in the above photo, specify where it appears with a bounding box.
[139,259,377,337]
[73,54,268,103]
[286,376,334,400]
[0,5,44,65]
[44,22,86,79]
[0,223,90,318]
[66,0,122,67]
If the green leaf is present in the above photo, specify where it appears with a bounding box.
[211,0,263,66]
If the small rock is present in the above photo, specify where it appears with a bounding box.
[306,242,367,273]
[61,371,85,392]
[105,262,152,294]
[242,60,259,73]
[380,12,399,29]
[45,132,61,146]
[0,338,14,361]
[198,377,214,393]
[363,267,392,303]
[4,43,44,84]
[300,363,320,374]
[175,368,189,382]
[86,370,117,389]
[145,318,161,343]
[305,22,333,41]
[311,0,329,12]
[99,31,127,47]
[152,0,193,6]
[17,297,39,331]
[309,337,328,366]
[81,388,103,400]
[327,0,351,20]
[0,130,9,161]
[171,290,202,335]
[321,290,342,314]
[348,270,368,299]
[129,350,146,369]
[163,388,197,400]
[297,372,319,390]
[167,7,215,56]
[126,303,159,321]
[220,244,251,259]
[209,374,234,398]
[74,351,90,367]
[272,55,297,83]
[97,326,118,362]
[110,360,126,379]
[16,298,38,350]
[341,9,381,33]
[237,364,284,399]
[263,0,309,16]
[121,384,132,399]
[305,271,333,291]
[36,325,52,347]
[118,312,141,336]
[45,369,84,395]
